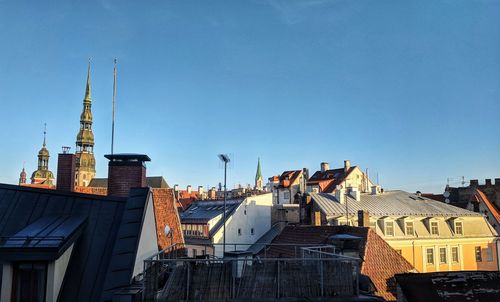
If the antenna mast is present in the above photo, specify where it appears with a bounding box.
[111,58,117,154]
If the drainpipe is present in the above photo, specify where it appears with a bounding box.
[412,240,416,268]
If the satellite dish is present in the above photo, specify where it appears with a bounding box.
[443,191,450,198]
[164,225,171,237]
[445,199,450,204]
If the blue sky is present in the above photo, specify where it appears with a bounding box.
[1,0,499,193]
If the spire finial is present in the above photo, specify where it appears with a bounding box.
[84,59,91,101]
[43,123,47,147]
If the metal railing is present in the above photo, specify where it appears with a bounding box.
[142,243,360,301]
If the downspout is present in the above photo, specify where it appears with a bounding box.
[412,240,416,268]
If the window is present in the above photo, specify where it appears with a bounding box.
[385,221,394,236]
[486,247,493,262]
[284,191,290,200]
[430,221,439,235]
[439,248,447,264]
[405,221,414,236]
[426,248,434,265]
[475,246,482,262]
[12,262,47,302]
[451,247,459,263]
[454,221,463,235]
[238,228,242,236]
[251,228,254,235]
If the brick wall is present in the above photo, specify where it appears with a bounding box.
[56,153,76,192]
[108,165,146,197]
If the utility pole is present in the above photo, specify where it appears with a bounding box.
[218,154,230,257]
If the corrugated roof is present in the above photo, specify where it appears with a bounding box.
[311,190,482,217]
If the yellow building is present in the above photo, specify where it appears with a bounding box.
[309,189,499,272]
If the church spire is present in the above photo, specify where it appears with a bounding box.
[84,60,91,103]
[255,158,263,190]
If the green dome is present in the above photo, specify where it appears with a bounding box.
[31,169,54,180]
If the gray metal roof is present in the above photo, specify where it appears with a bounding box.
[180,199,242,223]
[311,190,482,217]
[0,183,151,302]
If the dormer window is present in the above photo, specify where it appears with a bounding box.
[430,221,439,235]
[454,221,463,235]
[12,262,47,301]
[385,221,394,236]
[405,221,414,236]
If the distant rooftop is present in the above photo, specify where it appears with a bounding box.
[311,190,482,217]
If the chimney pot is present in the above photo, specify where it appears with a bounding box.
[105,153,150,197]
[335,187,346,204]
[174,184,179,191]
[187,185,192,194]
[485,179,492,186]
[371,185,380,195]
[320,162,330,173]
[344,160,351,173]
[56,151,76,192]
[470,179,479,187]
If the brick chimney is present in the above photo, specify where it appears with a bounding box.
[357,210,370,227]
[56,146,76,192]
[105,154,151,197]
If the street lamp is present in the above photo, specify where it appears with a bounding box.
[218,154,230,257]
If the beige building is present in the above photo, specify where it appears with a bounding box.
[307,189,499,273]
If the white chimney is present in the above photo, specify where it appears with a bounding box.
[344,160,351,173]
[187,185,192,194]
[174,184,179,192]
[320,162,330,172]
[371,185,380,195]
[198,186,204,194]
[335,188,346,204]
[349,187,361,201]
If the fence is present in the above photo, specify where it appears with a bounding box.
[143,243,360,301]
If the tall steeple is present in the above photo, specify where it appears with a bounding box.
[75,61,96,187]
[255,158,263,190]
[30,124,55,185]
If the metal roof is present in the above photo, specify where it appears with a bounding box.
[180,199,242,223]
[311,190,482,217]
[0,183,151,302]
[0,215,86,261]
[88,176,169,188]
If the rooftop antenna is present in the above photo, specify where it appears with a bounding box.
[111,58,117,155]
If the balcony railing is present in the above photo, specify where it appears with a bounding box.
[142,243,360,301]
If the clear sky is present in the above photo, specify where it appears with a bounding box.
[1,0,499,193]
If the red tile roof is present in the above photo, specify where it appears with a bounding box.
[471,189,500,225]
[266,225,414,301]
[75,186,185,251]
[152,188,185,250]
[74,186,107,195]
[278,170,302,188]
[322,167,357,193]
[175,190,200,211]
